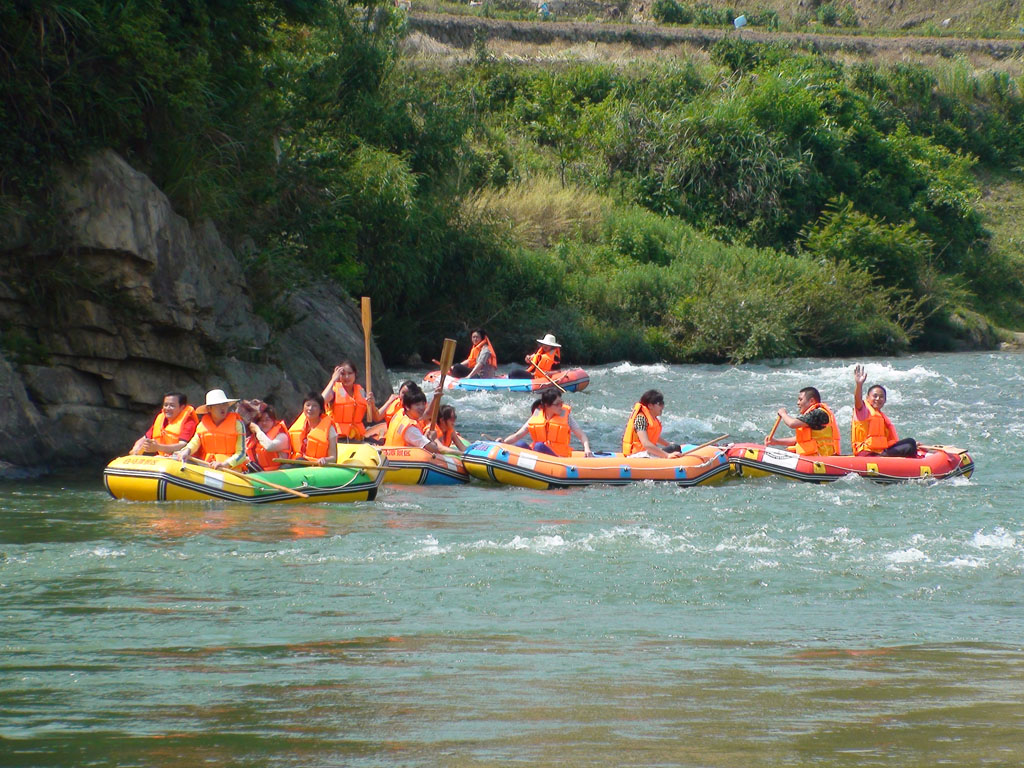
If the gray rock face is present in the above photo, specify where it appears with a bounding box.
[0,150,391,470]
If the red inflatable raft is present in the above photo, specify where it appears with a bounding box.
[726,443,974,483]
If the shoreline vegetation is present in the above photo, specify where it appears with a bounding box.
[3,2,1024,368]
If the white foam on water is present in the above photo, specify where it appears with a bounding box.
[606,362,670,376]
[971,528,1017,549]
[73,546,126,559]
[885,547,929,565]
[945,555,985,569]
[713,529,777,554]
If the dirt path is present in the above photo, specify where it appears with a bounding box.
[410,12,1024,62]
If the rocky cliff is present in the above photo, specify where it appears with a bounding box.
[0,151,391,474]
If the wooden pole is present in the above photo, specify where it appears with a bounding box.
[533,364,567,394]
[185,458,309,499]
[679,434,730,457]
[277,458,399,471]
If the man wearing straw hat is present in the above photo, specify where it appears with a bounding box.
[509,333,562,380]
[173,389,247,470]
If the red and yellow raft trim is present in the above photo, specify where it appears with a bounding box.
[378,446,469,485]
[461,440,731,490]
[725,442,974,483]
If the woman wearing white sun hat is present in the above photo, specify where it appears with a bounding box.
[172,389,246,470]
[508,333,563,380]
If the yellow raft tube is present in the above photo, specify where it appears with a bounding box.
[103,444,384,504]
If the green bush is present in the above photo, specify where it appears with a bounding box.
[693,3,732,25]
[802,198,931,295]
[816,2,839,26]
[651,0,694,25]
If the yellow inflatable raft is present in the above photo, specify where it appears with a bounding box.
[104,444,384,503]
[378,446,470,485]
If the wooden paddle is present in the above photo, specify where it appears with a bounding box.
[917,444,967,455]
[679,434,730,457]
[361,297,372,394]
[766,414,782,443]
[533,364,567,394]
[184,457,309,499]
[428,337,457,429]
[277,458,401,471]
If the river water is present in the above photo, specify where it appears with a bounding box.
[2,352,1022,766]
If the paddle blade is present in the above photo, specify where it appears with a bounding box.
[360,296,372,335]
[429,338,458,428]
[361,296,372,392]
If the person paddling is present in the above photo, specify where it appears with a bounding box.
[622,390,683,458]
[765,386,840,457]
[384,388,442,454]
[173,389,246,470]
[321,359,379,442]
[508,333,562,380]
[450,328,497,379]
[501,389,593,457]
[429,404,469,454]
[852,364,917,457]
[130,392,197,456]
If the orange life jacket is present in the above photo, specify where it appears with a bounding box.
[621,402,661,455]
[791,401,841,457]
[851,404,898,455]
[527,349,557,376]
[436,423,459,448]
[195,412,244,467]
[527,405,573,457]
[246,420,287,471]
[151,405,197,455]
[288,413,335,460]
[385,411,422,447]
[330,382,367,440]
[467,337,498,368]
[383,397,403,425]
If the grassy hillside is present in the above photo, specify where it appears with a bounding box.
[412,0,1024,37]
[4,1,1024,367]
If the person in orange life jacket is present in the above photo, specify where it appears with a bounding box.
[245,402,289,471]
[501,389,593,457]
[321,359,380,442]
[852,364,917,457]
[450,328,497,379]
[130,392,197,456]
[288,393,339,467]
[172,389,246,470]
[622,389,684,458]
[384,389,442,453]
[765,386,841,457]
[507,333,562,380]
[379,380,419,426]
[427,404,469,454]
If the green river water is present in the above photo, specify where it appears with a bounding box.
[2,352,1022,766]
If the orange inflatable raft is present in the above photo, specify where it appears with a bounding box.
[461,440,731,490]
[725,443,974,483]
